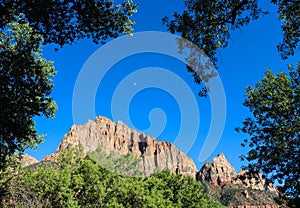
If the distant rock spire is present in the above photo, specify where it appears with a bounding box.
[197,153,237,186]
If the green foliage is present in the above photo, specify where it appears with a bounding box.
[220,185,282,206]
[0,0,137,171]
[164,0,299,62]
[0,147,225,207]
[144,169,224,208]
[272,0,300,59]
[236,63,300,201]
[0,0,138,47]
[163,0,266,64]
[201,181,288,207]
[163,0,300,93]
[163,0,265,96]
[88,146,143,177]
[0,17,57,170]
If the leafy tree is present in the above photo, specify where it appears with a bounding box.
[163,0,265,64]
[88,146,143,176]
[1,147,225,207]
[164,0,299,62]
[0,17,57,170]
[273,0,300,59]
[0,0,138,47]
[74,157,110,208]
[0,0,137,170]
[163,0,300,94]
[146,169,225,208]
[236,63,300,202]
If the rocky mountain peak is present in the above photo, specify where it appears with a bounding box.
[20,116,284,207]
[197,153,277,193]
[43,116,198,178]
[197,153,282,207]
[197,153,237,186]
[213,153,230,164]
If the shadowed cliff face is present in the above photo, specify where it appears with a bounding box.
[43,116,197,178]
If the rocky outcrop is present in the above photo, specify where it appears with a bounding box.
[42,153,59,163]
[197,153,277,192]
[37,116,286,207]
[197,154,285,208]
[234,170,277,192]
[197,153,236,186]
[43,116,197,178]
[20,154,38,167]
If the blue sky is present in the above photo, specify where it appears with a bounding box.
[27,0,299,172]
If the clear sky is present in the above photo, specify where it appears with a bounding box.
[26,0,299,172]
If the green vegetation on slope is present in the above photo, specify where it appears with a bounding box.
[0,0,137,172]
[88,146,143,177]
[0,147,224,208]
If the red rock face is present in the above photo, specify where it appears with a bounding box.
[42,153,59,163]
[197,153,277,192]
[197,153,237,186]
[20,154,38,167]
[25,116,284,207]
[233,170,277,192]
[44,116,197,178]
[197,154,284,208]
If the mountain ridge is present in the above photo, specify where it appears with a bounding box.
[22,116,286,207]
[43,116,197,178]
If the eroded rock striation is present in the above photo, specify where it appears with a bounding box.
[197,154,285,207]
[43,116,197,177]
[197,153,237,186]
[197,153,276,192]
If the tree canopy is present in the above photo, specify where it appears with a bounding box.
[0,147,225,208]
[165,0,299,203]
[0,17,57,170]
[0,0,138,47]
[0,0,137,171]
[163,0,300,93]
[236,62,300,202]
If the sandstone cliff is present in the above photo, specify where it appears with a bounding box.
[35,116,287,207]
[197,153,237,186]
[43,116,197,178]
[19,154,38,167]
[197,153,276,192]
[197,154,285,207]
